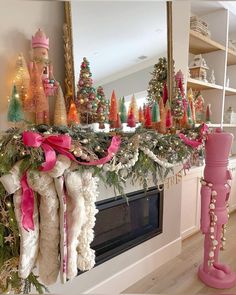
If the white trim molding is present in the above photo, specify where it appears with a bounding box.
[84,238,182,294]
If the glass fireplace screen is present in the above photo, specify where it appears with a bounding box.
[91,186,164,265]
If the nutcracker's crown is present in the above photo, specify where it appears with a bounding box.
[32,29,49,50]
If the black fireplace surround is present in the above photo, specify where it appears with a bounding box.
[91,186,164,265]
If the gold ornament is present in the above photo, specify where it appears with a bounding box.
[63,5,75,111]
[95,146,101,151]
[14,53,30,107]
[54,86,67,126]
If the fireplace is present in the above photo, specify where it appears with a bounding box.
[91,186,164,265]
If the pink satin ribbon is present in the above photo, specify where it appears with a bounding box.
[178,133,202,148]
[178,123,209,148]
[21,173,35,231]
[23,131,121,171]
[21,131,121,230]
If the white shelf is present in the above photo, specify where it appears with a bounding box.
[189,30,225,54]
[187,78,223,91]
[195,123,236,128]
[187,83,236,96]
[208,123,221,127]
[225,87,236,96]
[195,123,219,127]
[228,49,236,66]
[223,124,236,128]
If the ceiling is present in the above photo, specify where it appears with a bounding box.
[191,1,236,33]
[71,1,167,85]
[191,1,224,16]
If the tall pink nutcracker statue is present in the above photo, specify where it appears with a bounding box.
[31,29,58,95]
[198,128,236,288]
[26,29,59,124]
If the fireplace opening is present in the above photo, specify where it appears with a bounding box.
[91,186,164,265]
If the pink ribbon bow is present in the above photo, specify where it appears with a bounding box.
[21,131,121,230]
[178,133,202,148]
[178,123,209,149]
[23,131,121,170]
[23,131,73,171]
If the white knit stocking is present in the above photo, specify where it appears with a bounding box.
[77,170,99,271]
[27,170,60,285]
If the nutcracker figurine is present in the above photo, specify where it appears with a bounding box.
[31,29,58,95]
[198,128,236,288]
[27,29,59,124]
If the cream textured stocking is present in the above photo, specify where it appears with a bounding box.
[65,170,86,279]
[13,190,39,279]
[77,170,98,271]
[27,170,60,285]
[0,162,39,279]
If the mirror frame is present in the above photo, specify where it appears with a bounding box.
[63,1,173,108]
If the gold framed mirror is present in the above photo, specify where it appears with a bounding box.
[64,1,173,109]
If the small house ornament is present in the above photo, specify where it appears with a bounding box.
[189,54,209,82]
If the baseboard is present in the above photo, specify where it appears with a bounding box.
[84,237,182,294]
[229,206,236,213]
[181,226,199,239]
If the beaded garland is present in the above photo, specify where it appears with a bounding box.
[140,147,176,169]
[103,149,139,173]
[200,178,229,266]
[102,146,177,174]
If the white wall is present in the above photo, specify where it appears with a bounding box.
[172,1,191,88]
[101,59,163,100]
[0,0,64,130]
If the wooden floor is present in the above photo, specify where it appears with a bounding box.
[123,212,236,294]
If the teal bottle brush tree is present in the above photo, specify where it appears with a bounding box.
[7,85,24,124]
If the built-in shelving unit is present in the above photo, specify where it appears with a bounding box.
[188,6,236,138]
[190,5,236,155]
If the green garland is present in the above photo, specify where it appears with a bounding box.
[0,124,205,293]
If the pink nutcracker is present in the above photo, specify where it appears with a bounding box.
[31,29,58,95]
[28,29,58,124]
[198,128,236,288]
